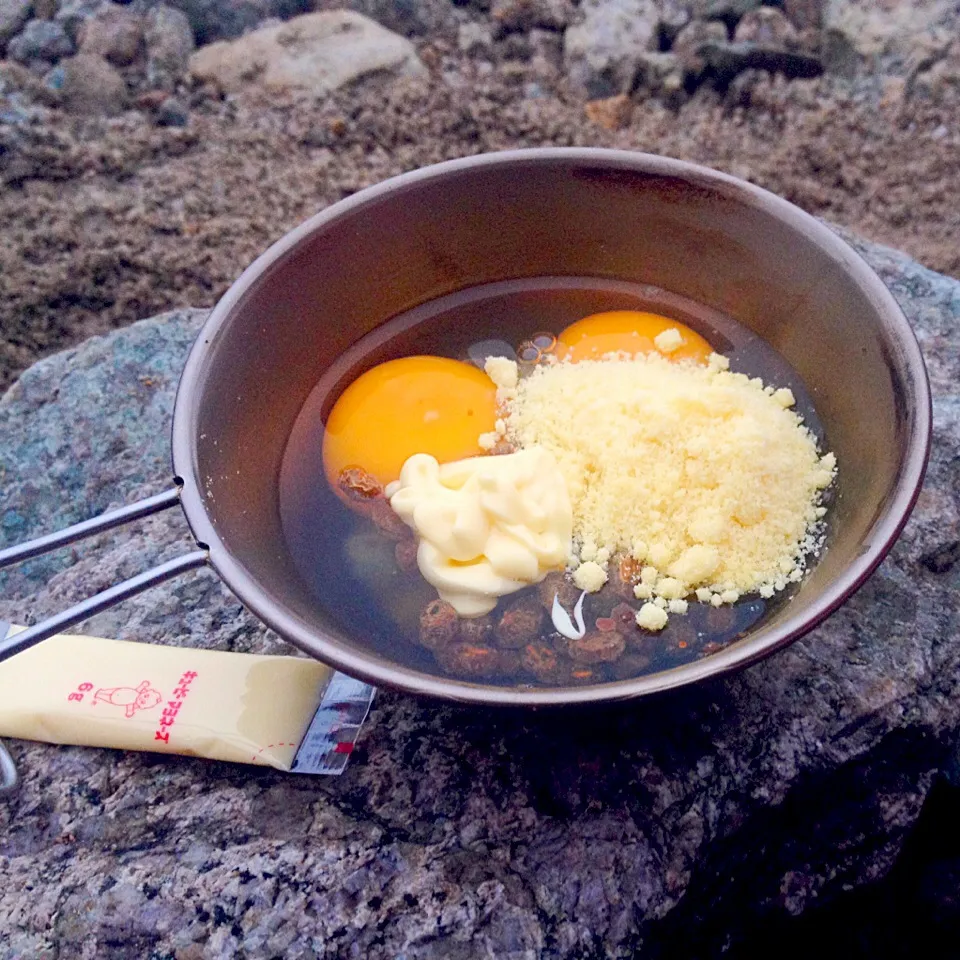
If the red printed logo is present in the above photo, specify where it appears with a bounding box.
[93,681,163,719]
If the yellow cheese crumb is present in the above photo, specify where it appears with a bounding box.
[478,431,499,450]
[573,560,607,592]
[484,356,519,390]
[667,598,689,615]
[633,583,653,600]
[719,589,740,604]
[505,353,835,602]
[695,587,713,603]
[653,327,684,353]
[636,603,669,631]
[654,577,685,600]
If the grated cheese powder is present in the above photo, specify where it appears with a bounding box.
[500,352,836,598]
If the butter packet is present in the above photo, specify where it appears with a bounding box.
[0,622,375,775]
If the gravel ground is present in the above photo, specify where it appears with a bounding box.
[1,34,959,392]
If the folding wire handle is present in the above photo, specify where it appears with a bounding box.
[0,488,208,662]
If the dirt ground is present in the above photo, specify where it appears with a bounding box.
[1,45,959,391]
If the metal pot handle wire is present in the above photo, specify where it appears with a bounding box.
[0,488,208,662]
[0,489,211,796]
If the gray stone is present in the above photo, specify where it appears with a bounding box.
[155,93,187,124]
[55,51,128,114]
[144,3,194,91]
[458,19,493,55]
[77,1,144,65]
[169,0,270,44]
[188,11,426,97]
[734,6,798,47]
[55,0,108,43]
[782,0,822,31]
[822,0,957,76]
[322,0,456,38]
[0,0,31,51]
[564,0,659,97]
[0,235,959,956]
[671,17,727,75]
[490,0,574,32]
[7,18,75,63]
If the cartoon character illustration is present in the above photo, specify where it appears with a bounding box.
[93,682,162,718]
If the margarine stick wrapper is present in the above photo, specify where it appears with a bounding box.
[0,626,359,771]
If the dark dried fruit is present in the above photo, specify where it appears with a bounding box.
[568,630,626,664]
[610,603,638,633]
[608,556,642,600]
[537,571,581,611]
[610,650,653,680]
[338,466,383,502]
[419,599,460,652]
[436,643,500,679]
[521,642,567,683]
[496,596,544,648]
[395,539,419,573]
[497,649,522,675]
[596,617,618,632]
[369,499,410,541]
[459,615,494,646]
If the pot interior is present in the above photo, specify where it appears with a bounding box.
[172,151,928,704]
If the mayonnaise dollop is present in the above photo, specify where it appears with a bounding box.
[386,447,573,616]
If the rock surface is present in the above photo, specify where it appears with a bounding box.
[53,52,129,115]
[144,2,195,90]
[0,234,958,957]
[7,17,75,64]
[0,0,31,51]
[188,10,426,96]
[564,0,659,97]
[77,1,145,67]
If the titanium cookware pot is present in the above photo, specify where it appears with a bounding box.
[0,149,931,710]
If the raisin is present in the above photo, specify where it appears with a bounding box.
[609,603,638,633]
[569,631,625,664]
[338,466,383,502]
[369,499,410,541]
[436,643,500,679]
[521,642,567,683]
[459,615,494,646]
[419,600,460,652]
[496,596,544,649]
[537,571,581,611]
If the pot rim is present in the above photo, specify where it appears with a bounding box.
[171,148,932,706]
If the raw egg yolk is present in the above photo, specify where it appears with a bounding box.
[557,311,714,364]
[322,356,498,489]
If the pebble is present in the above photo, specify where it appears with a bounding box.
[733,7,799,48]
[564,0,659,98]
[671,18,727,75]
[56,52,128,115]
[7,19,75,64]
[78,2,145,67]
[0,0,31,51]
[491,0,574,33]
[155,95,189,126]
[145,3,195,91]
[55,0,106,43]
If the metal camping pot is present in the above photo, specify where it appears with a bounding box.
[0,149,931,710]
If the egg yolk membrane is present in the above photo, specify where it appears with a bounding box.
[557,311,713,364]
[322,356,498,490]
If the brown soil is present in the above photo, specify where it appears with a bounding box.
[1,52,958,392]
